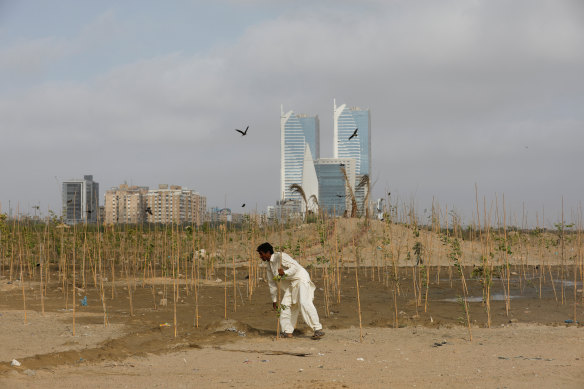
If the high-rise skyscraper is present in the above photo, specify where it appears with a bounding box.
[62,175,99,224]
[333,100,371,214]
[333,100,371,176]
[280,106,320,201]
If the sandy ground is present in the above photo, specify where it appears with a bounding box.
[1,324,582,388]
[0,310,124,362]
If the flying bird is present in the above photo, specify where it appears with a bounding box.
[235,126,249,136]
[241,203,246,208]
[348,128,358,140]
[339,163,345,167]
[335,194,345,198]
[145,207,153,215]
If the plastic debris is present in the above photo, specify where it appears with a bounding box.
[80,296,88,306]
[11,359,21,367]
[225,327,246,337]
[357,357,365,361]
[159,322,171,327]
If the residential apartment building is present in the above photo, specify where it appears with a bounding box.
[104,184,149,224]
[103,183,206,225]
[145,185,206,225]
[62,175,99,224]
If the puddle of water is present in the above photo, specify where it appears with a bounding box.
[553,280,583,287]
[439,294,522,303]
[438,278,582,287]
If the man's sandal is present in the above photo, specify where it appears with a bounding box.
[311,330,325,340]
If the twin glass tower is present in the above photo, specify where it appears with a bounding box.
[280,100,371,216]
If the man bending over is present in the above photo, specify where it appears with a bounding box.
[257,242,325,340]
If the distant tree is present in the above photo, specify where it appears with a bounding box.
[340,167,358,218]
[356,174,371,221]
[290,184,309,220]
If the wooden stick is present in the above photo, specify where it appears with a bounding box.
[355,265,363,342]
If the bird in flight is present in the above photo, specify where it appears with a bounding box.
[348,128,358,140]
[145,207,153,215]
[241,203,246,208]
[235,126,249,136]
[339,163,345,167]
[335,194,345,198]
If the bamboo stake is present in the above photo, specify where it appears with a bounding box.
[561,197,565,304]
[503,195,511,315]
[17,212,27,324]
[276,280,281,340]
[224,224,228,319]
[72,221,76,336]
[355,265,363,342]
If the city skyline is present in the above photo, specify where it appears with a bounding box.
[1,1,583,226]
[282,100,370,217]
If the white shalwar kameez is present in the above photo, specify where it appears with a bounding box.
[266,252,322,334]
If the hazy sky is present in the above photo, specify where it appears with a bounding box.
[1,0,583,226]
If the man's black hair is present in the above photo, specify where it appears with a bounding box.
[256,242,274,254]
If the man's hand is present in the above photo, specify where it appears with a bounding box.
[278,268,285,276]
[273,302,279,311]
